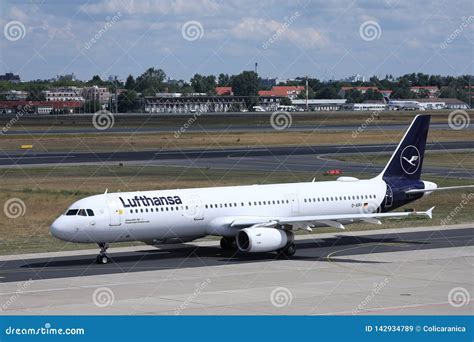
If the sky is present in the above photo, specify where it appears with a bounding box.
[0,0,473,82]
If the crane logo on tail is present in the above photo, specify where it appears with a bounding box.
[400,145,421,175]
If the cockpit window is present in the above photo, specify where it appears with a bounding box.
[77,209,87,216]
[86,209,94,216]
[66,209,79,216]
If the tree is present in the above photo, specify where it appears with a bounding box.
[280,97,292,106]
[364,89,383,101]
[190,74,216,94]
[136,68,166,95]
[344,89,364,103]
[314,86,340,99]
[297,87,315,99]
[118,90,140,112]
[88,75,106,86]
[218,73,230,86]
[125,75,136,90]
[25,84,46,101]
[83,100,102,113]
[231,71,259,108]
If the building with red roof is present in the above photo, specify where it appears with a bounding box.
[215,87,233,96]
[258,86,305,99]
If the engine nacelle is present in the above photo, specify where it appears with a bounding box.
[236,228,294,253]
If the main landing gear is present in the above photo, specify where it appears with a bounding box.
[96,243,110,264]
[278,243,296,258]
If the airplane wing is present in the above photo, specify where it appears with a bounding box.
[227,207,434,230]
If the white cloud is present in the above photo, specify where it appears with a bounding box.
[231,17,326,48]
[80,0,220,16]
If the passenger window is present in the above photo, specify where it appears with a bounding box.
[66,209,78,216]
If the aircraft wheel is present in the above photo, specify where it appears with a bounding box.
[96,254,109,264]
[278,243,296,258]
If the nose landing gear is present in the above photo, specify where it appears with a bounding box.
[96,243,110,264]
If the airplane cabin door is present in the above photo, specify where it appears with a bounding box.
[107,197,122,226]
[287,193,300,214]
[187,194,204,221]
[385,185,393,208]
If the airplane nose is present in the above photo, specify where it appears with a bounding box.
[50,217,71,241]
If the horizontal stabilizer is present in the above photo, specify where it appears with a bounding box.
[406,185,474,194]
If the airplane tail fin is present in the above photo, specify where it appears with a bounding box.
[377,114,430,181]
[382,96,390,104]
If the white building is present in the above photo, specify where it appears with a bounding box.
[342,103,387,111]
[43,87,84,102]
[2,90,28,100]
[291,99,347,111]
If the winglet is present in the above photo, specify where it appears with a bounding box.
[104,188,108,194]
[426,206,435,219]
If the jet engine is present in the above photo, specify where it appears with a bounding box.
[236,227,294,253]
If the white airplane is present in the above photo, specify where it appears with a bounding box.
[51,115,473,264]
[383,96,422,111]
